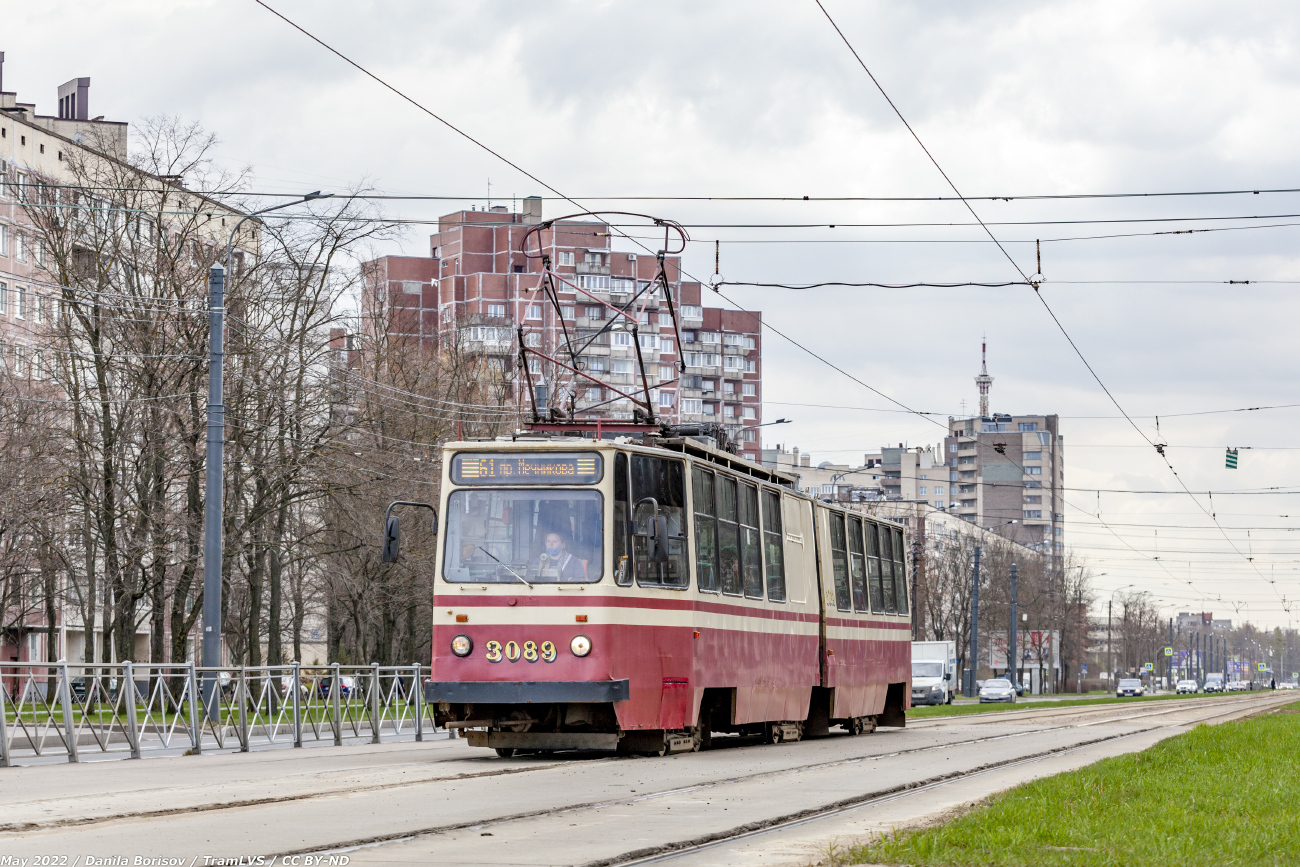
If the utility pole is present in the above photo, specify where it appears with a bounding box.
[1009,563,1018,690]
[966,545,981,697]
[1107,599,1113,689]
[201,263,226,716]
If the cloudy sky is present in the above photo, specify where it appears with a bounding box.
[9,1,1300,630]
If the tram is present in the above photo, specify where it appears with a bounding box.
[422,430,912,756]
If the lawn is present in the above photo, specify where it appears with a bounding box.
[908,690,1239,720]
[852,701,1300,866]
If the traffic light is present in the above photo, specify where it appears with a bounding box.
[1225,448,1238,469]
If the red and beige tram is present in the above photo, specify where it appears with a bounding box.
[425,433,911,755]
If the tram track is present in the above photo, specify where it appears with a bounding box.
[910,692,1254,727]
[585,692,1289,867]
[275,691,1287,863]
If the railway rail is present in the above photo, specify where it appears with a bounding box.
[265,691,1288,864]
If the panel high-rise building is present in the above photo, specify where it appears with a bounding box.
[362,200,765,461]
[942,345,1063,557]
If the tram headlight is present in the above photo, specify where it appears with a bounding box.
[451,634,473,657]
[570,634,592,657]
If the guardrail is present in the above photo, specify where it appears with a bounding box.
[0,661,438,766]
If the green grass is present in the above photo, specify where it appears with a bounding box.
[852,701,1300,866]
[908,690,1238,719]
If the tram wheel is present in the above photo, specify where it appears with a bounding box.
[848,717,863,736]
[495,747,516,758]
[693,725,711,751]
[763,722,782,745]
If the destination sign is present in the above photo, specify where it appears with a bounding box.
[451,452,603,486]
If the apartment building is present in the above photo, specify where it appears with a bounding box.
[943,412,1064,556]
[0,55,249,669]
[364,202,765,461]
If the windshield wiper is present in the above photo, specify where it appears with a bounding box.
[477,546,532,588]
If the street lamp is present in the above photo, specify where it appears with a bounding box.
[202,191,333,713]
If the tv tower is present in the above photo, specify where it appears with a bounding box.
[975,337,993,418]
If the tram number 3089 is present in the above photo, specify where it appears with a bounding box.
[484,640,557,663]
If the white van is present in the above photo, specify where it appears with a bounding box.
[911,640,957,705]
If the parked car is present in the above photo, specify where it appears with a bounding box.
[978,678,1017,704]
[1175,679,1199,694]
[1116,678,1144,697]
[317,675,357,699]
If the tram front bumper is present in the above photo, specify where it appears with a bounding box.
[426,679,631,705]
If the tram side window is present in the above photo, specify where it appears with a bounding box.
[739,482,763,599]
[879,522,898,613]
[615,452,632,586]
[631,455,688,588]
[828,512,852,612]
[865,522,885,612]
[716,474,742,595]
[762,489,786,602]
[892,527,909,615]
[847,516,869,612]
[693,468,719,592]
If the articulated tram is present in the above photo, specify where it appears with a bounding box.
[424,432,912,756]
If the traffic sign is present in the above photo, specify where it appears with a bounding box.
[1226,448,1239,469]
[1144,662,1154,671]
[1257,662,1267,672]
[1163,646,1173,656]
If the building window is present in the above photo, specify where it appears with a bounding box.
[1024,466,1042,475]
[487,303,506,318]
[744,336,756,350]
[743,359,756,373]
[1023,510,1043,519]
[585,305,604,320]
[577,274,610,292]
[934,486,944,495]
[742,406,756,420]
[0,282,6,315]
[681,398,702,414]
[1025,480,1042,488]
[612,359,634,374]
[1024,495,1042,504]
[0,224,7,256]
[1038,431,1052,446]
[918,487,927,496]
[659,391,675,407]
[613,331,632,348]
[584,251,604,266]
[659,312,673,327]
[949,443,957,453]
[1019,422,1038,432]
[560,305,575,319]
[523,332,541,347]
[681,304,703,319]
[659,365,675,380]
[639,333,657,349]
[585,387,602,401]
[16,232,27,263]
[556,251,574,266]
[723,405,735,419]
[525,304,542,320]
[701,332,720,344]
[934,501,944,509]
[659,337,673,354]
[16,285,26,320]
[1024,451,1042,461]
[742,382,756,396]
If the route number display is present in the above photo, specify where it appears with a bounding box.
[452,452,603,485]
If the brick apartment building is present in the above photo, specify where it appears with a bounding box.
[363,199,765,461]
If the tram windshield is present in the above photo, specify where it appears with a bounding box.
[443,489,603,583]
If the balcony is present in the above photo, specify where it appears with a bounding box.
[576,262,611,276]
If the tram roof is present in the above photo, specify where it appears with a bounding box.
[448,434,905,527]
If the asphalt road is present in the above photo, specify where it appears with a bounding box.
[0,691,1289,867]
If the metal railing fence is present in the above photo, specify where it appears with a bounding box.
[0,660,437,766]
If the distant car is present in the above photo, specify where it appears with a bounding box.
[317,675,357,699]
[1175,679,1198,694]
[1116,678,1144,697]
[979,678,1017,704]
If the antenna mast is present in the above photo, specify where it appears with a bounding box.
[975,336,994,418]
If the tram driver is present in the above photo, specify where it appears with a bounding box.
[531,532,588,582]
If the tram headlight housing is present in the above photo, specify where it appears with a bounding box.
[570,634,592,657]
[451,634,473,657]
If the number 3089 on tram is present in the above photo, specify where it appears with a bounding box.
[425,433,912,756]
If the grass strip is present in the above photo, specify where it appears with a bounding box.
[908,690,1244,719]
[852,700,1300,866]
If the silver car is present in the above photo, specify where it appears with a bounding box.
[978,677,1017,703]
